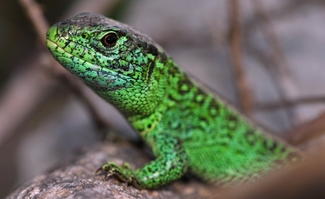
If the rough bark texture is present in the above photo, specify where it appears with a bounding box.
[7,136,325,199]
[7,140,212,199]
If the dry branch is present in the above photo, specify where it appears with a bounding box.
[284,113,325,146]
[255,96,325,110]
[252,0,301,126]
[7,141,208,199]
[229,0,253,114]
[19,0,112,130]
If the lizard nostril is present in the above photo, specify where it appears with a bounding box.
[61,31,68,37]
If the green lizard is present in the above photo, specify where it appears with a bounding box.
[46,13,298,189]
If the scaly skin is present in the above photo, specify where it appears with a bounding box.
[46,13,298,189]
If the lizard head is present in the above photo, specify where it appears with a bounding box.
[46,13,169,116]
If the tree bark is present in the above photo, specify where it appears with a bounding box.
[7,140,209,199]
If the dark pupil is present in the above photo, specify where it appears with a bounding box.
[102,33,118,47]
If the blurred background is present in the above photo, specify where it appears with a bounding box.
[0,0,325,197]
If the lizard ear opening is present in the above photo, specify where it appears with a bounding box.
[101,32,118,47]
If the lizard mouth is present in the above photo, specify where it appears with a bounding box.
[46,39,102,71]
[46,38,131,92]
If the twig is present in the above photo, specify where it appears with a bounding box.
[19,0,48,44]
[229,0,252,114]
[252,0,301,127]
[19,0,112,129]
[245,0,316,33]
[283,113,325,146]
[0,0,119,148]
[255,96,325,110]
[246,24,325,146]
[0,63,58,147]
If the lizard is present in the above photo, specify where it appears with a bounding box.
[46,13,299,189]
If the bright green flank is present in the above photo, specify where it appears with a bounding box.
[46,13,298,189]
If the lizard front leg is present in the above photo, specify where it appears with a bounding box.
[97,134,189,189]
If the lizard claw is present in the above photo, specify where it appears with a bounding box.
[95,167,104,175]
[95,162,142,189]
[104,172,114,181]
[125,177,133,186]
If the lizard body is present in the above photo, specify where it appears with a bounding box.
[46,13,298,189]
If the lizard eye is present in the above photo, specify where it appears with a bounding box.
[102,32,118,47]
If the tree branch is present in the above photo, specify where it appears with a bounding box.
[229,0,253,114]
